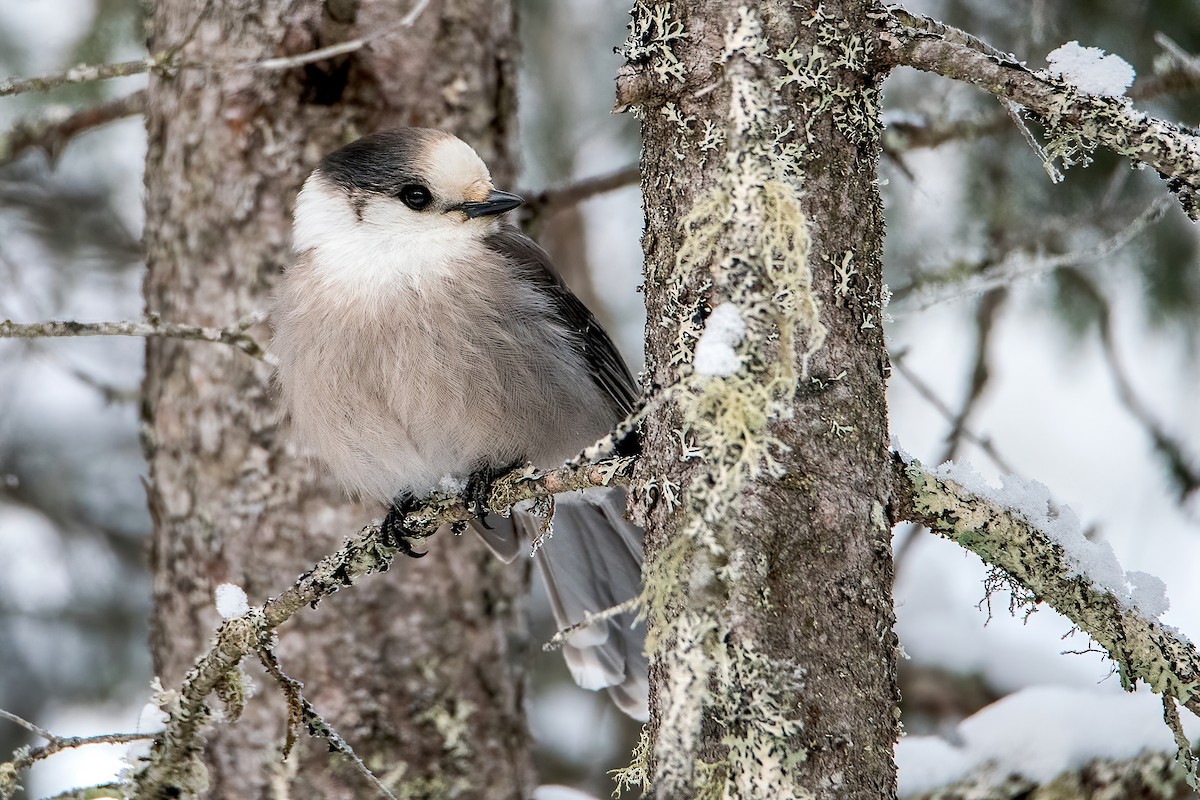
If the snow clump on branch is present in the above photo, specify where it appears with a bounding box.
[1045,41,1135,97]
[934,460,1169,618]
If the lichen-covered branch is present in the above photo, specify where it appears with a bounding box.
[881,10,1200,219]
[0,56,174,98]
[0,707,152,800]
[0,316,272,364]
[906,750,1194,800]
[0,90,145,168]
[131,457,632,798]
[889,456,1200,719]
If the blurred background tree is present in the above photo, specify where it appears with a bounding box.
[0,0,1197,796]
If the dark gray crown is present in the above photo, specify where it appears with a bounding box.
[318,128,444,195]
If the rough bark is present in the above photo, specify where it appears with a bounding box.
[140,2,529,797]
[621,2,898,798]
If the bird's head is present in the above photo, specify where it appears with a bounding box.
[291,128,523,287]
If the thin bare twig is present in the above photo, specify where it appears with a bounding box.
[889,354,1015,475]
[0,56,170,98]
[249,0,432,72]
[1063,268,1200,501]
[0,91,145,169]
[0,709,153,800]
[941,288,1007,464]
[519,164,641,234]
[0,0,432,99]
[1132,33,1200,101]
[38,784,127,800]
[0,709,53,742]
[0,315,273,365]
[892,198,1171,312]
[881,109,1009,156]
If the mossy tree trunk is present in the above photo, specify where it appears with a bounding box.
[621,1,898,797]
[141,1,530,796]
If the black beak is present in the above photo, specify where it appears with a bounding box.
[460,189,524,218]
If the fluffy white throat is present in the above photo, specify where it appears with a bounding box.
[291,172,493,297]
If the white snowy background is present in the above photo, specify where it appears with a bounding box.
[1,0,1198,797]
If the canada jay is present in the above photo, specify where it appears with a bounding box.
[271,128,647,719]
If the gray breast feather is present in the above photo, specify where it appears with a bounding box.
[273,246,620,499]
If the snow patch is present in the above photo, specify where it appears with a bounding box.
[898,686,1197,796]
[214,582,250,619]
[1045,41,1135,97]
[438,474,467,494]
[694,303,747,377]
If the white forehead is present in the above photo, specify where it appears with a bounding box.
[423,136,491,197]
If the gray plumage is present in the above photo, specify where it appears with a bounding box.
[271,128,647,719]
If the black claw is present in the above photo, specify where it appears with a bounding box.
[381,494,428,558]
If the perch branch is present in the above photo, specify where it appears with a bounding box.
[130,457,635,798]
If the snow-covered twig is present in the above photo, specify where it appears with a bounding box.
[883,11,1200,219]
[890,456,1200,721]
[130,456,634,798]
[0,315,273,365]
[905,749,1189,800]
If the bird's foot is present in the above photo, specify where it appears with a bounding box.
[381,493,427,558]
[464,460,522,527]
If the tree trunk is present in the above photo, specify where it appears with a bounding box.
[140,2,530,796]
[622,2,898,797]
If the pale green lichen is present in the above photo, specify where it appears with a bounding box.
[610,725,651,796]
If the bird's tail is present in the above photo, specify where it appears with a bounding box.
[472,487,648,720]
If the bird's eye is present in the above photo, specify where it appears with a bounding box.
[398,184,432,211]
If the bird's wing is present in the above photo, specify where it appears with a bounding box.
[484,227,639,417]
